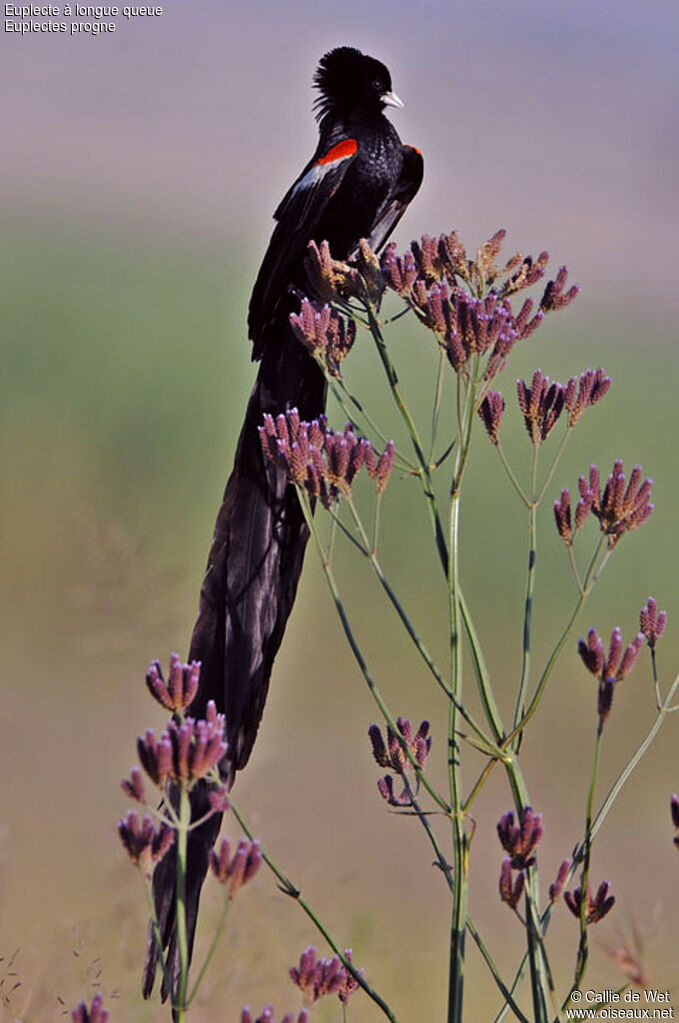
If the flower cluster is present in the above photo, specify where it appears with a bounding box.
[555,460,653,548]
[289,298,356,378]
[577,626,643,724]
[241,1009,308,1023]
[209,836,262,899]
[482,368,610,449]
[565,368,611,426]
[289,946,361,1006]
[302,237,384,307]
[497,807,543,870]
[117,810,174,877]
[119,657,238,885]
[302,240,356,304]
[565,881,615,925]
[497,807,543,910]
[136,700,227,787]
[381,230,579,380]
[369,717,432,807]
[516,370,567,444]
[639,597,667,649]
[259,410,394,508]
[145,654,200,714]
[72,993,109,1023]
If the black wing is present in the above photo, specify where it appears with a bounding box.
[248,138,359,359]
[366,145,424,254]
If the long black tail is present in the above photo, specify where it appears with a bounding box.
[142,326,325,1004]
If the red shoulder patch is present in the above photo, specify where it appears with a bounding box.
[316,139,358,166]
[407,145,422,156]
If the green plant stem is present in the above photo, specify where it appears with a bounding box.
[229,801,398,1022]
[505,535,611,746]
[566,545,583,593]
[329,377,415,472]
[187,899,231,1006]
[345,497,499,751]
[446,364,480,1022]
[496,442,530,507]
[536,427,572,505]
[299,492,450,814]
[524,883,552,1023]
[592,673,679,840]
[430,348,447,461]
[566,724,603,1005]
[512,445,539,746]
[400,772,529,1022]
[174,785,191,1020]
[365,305,450,572]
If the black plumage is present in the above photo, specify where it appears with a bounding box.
[143,45,423,1006]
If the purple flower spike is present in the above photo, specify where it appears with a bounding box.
[497,806,543,869]
[260,411,395,507]
[72,993,109,1023]
[565,880,615,924]
[549,859,571,903]
[478,390,505,445]
[289,946,361,1006]
[210,836,262,898]
[516,369,566,444]
[576,459,654,547]
[578,626,643,725]
[640,597,667,649]
[554,489,572,546]
[290,298,356,378]
[145,654,200,714]
[499,858,525,909]
[118,810,175,877]
[564,368,612,426]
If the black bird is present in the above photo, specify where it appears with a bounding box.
[143,45,423,1003]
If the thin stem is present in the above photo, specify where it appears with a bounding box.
[592,673,679,841]
[365,305,450,573]
[174,785,191,1019]
[187,898,231,1006]
[446,365,479,1023]
[572,725,603,991]
[505,535,610,745]
[229,801,398,1022]
[430,347,447,461]
[512,445,539,744]
[329,377,414,472]
[300,492,451,814]
[467,921,531,1023]
[524,881,551,1023]
[495,442,531,507]
[567,545,583,594]
[345,497,499,750]
[536,427,572,505]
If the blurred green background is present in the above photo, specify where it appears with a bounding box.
[1,1,678,1019]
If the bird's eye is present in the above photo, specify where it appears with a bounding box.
[372,78,383,92]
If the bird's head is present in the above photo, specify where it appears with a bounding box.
[313,46,404,121]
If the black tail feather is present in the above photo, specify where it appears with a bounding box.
[142,329,325,1003]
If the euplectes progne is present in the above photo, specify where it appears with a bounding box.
[143,45,423,1003]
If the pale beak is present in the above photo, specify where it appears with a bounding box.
[381,90,404,110]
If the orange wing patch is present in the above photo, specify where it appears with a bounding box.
[316,139,358,165]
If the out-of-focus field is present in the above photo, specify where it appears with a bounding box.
[1,2,678,1020]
